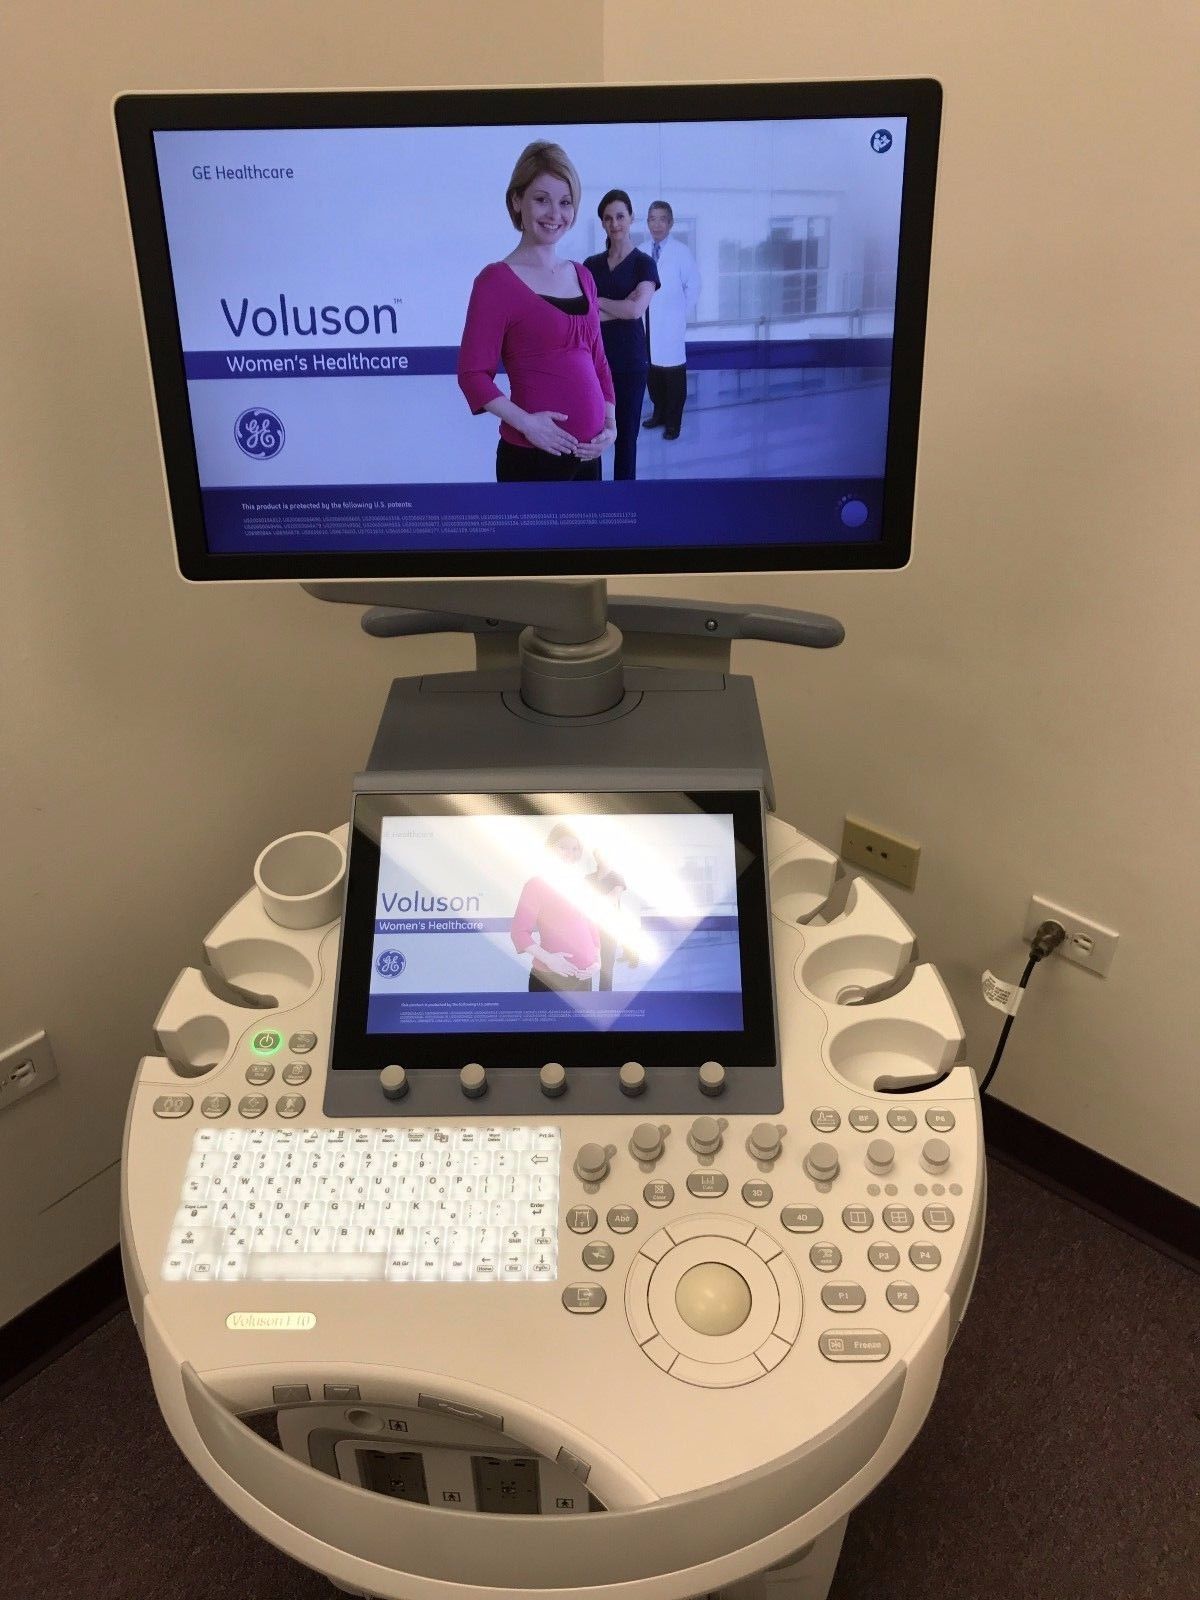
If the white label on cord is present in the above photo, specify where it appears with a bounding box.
[982,972,1023,1015]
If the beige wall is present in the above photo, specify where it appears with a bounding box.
[2,1,1195,1323]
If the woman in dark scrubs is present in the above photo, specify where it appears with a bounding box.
[584,190,659,480]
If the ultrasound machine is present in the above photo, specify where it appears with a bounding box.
[115,79,982,1599]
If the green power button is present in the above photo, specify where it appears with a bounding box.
[251,1030,283,1056]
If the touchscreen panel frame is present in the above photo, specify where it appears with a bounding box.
[328,790,777,1106]
[115,78,941,581]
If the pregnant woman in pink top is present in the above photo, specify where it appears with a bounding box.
[510,824,601,993]
[458,141,617,481]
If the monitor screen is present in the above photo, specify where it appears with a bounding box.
[331,792,775,1071]
[116,81,940,579]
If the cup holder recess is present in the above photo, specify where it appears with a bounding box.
[799,935,914,1005]
[158,1014,231,1079]
[826,1016,958,1094]
[770,853,838,924]
[204,938,316,1010]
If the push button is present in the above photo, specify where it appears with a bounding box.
[582,1243,614,1271]
[643,1181,674,1208]
[886,1281,920,1312]
[282,1062,311,1087]
[909,1242,942,1271]
[287,1031,317,1054]
[848,1108,879,1132]
[780,1205,823,1233]
[566,1206,598,1235]
[562,1284,606,1314]
[238,1094,268,1119]
[841,1205,873,1232]
[686,1172,728,1198]
[810,1108,840,1133]
[887,1108,918,1132]
[923,1204,955,1232]
[606,1205,638,1235]
[819,1330,890,1363]
[821,1282,867,1313]
[200,1094,230,1119]
[925,1108,956,1132]
[809,1243,842,1272]
[153,1094,193,1119]
[741,1181,773,1208]
[245,1062,275,1086]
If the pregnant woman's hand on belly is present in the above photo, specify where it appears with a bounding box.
[520,411,579,456]
[573,423,617,461]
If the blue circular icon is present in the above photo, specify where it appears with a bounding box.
[234,407,285,460]
[840,498,870,529]
[870,129,893,154]
[376,949,406,978]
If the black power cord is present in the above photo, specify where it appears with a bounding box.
[873,918,1066,1096]
[977,919,1066,1096]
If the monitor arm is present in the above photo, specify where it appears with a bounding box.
[303,579,843,717]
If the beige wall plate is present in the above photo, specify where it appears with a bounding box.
[840,818,921,892]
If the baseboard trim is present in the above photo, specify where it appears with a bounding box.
[0,1247,125,1401]
[983,1097,1198,1271]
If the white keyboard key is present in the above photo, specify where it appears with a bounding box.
[246,1253,385,1282]
[161,1253,192,1281]
[279,1229,307,1254]
[489,1200,517,1227]
[529,1253,557,1281]
[188,1253,218,1282]
[386,1252,415,1282]
[362,1226,390,1253]
[216,1254,247,1282]
[415,1253,443,1282]
[500,1252,527,1281]
[506,1126,532,1151]
[182,1176,211,1204]
[534,1126,561,1150]
[517,1199,553,1227]
[471,1252,499,1281]
[333,1226,366,1253]
[462,1201,489,1229]
[483,1127,506,1152]
[169,1225,220,1254]
[467,1151,493,1176]
[444,1252,470,1281]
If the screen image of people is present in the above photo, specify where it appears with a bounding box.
[154,116,907,553]
[366,810,744,1035]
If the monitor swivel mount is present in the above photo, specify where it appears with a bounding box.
[303,578,845,720]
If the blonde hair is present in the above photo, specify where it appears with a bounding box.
[505,141,581,231]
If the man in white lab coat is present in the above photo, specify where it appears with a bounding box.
[643,201,701,440]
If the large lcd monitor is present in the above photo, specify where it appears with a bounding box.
[116,81,940,579]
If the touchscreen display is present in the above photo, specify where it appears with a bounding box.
[369,809,742,1035]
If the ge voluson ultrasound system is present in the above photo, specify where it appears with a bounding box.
[115,79,981,1599]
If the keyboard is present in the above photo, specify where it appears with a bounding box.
[162,1125,562,1284]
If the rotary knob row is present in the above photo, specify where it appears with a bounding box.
[381,1061,730,1100]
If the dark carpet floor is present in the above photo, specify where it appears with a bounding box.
[1,1159,1197,1600]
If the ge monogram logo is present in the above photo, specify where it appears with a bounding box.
[376,949,406,978]
[234,407,286,460]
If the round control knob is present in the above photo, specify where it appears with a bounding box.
[747,1122,783,1163]
[922,1137,951,1173]
[539,1062,567,1098]
[573,1142,610,1184]
[866,1138,895,1175]
[630,1122,664,1163]
[379,1064,408,1101]
[674,1262,753,1336]
[803,1141,840,1182]
[618,1061,647,1097]
[687,1116,723,1156]
[698,1060,726,1097]
[459,1062,487,1099]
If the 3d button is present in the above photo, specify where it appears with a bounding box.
[379,1064,408,1101]
[804,1143,840,1182]
[282,1062,311,1087]
[245,1062,275,1086]
[674,1263,752,1337]
[747,1123,782,1163]
[539,1062,567,1098]
[573,1144,609,1184]
[460,1063,487,1099]
[618,1061,646,1096]
[153,1094,193,1119]
[810,1107,841,1133]
[809,1243,842,1272]
[687,1116,723,1156]
[925,1108,956,1132]
[200,1094,230,1119]
[698,1061,726,1097]
[287,1031,317,1054]
[887,1108,918,1132]
[562,1284,606,1314]
[741,1182,773,1208]
[630,1123,664,1162]
[643,1181,674,1208]
[819,1330,890,1363]
[780,1205,823,1233]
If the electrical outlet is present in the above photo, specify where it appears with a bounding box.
[0,1030,59,1112]
[1024,896,1119,977]
[840,816,921,891]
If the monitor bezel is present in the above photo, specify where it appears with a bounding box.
[329,788,777,1072]
[115,78,942,582]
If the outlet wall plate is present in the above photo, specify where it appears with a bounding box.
[0,1030,59,1112]
[840,816,921,891]
[1023,897,1119,977]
